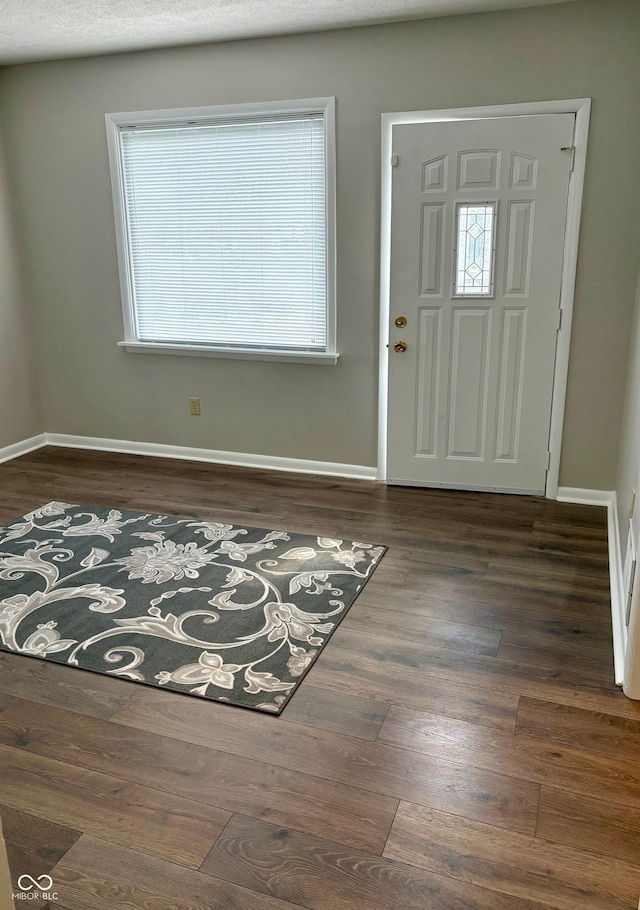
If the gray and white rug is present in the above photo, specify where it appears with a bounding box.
[0,502,385,713]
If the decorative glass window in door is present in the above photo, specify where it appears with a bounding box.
[454,203,497,296]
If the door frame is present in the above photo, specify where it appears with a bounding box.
[378,98,591,498]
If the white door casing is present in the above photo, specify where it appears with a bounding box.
[379,101,591,497]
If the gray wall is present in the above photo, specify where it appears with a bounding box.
[0,117,42,449]
[0,0,638,485]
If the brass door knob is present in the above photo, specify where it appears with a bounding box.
[393,340,407,353]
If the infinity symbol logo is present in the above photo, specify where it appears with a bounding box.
[17,874,54,892]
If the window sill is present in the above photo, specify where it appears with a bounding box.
[118,341,339,365]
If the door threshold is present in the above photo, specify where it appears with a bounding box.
[386,479,544,495]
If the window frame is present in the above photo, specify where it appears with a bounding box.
[105,97,338,365]
[452,200,498,299]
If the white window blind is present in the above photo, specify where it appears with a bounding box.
[117,111,328,352]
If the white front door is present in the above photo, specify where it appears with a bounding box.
[386,114,574,493]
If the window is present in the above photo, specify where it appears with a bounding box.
[105,99,337,364]
[453,202,497,297]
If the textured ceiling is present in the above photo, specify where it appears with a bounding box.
[0,0,582,65]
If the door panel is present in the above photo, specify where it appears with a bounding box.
[419,204,445,295]
[447,307,491,459]
[494,308,526,462]
[415,307,440,456]
[386,114,574,493]
[504,201,534,296]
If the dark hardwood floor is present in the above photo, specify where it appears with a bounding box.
[1,446,639,910]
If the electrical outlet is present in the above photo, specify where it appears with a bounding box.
[189,397,201,416]
[631,489,637,521]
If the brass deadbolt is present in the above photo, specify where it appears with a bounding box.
[395,315,408,328]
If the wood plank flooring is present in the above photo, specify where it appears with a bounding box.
[0,446,639,910]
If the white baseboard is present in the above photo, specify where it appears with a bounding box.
[556,486,614,507]
[0,433,47,465]
[1,431,378,481]
[556,486,622,685]
[43,433,378,482]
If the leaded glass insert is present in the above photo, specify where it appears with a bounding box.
[454,203,496,296]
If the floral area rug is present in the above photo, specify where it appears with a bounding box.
[0,502,385,713]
